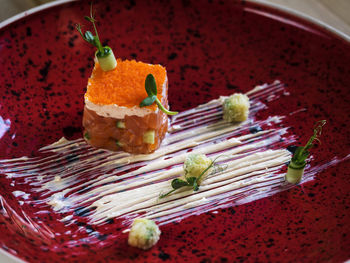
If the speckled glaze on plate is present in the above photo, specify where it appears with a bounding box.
[0,0,349,262]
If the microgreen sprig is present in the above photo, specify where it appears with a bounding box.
[76,4,117,71]
[76,5,105,56]
[140,74,178,116]
[289,120,326,169]
[286,120,326,183]
[159,155,224,198]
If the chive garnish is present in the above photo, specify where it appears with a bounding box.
[140,74,178,116]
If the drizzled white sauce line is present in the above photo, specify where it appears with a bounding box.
[0,81,326,228]
[89,149,290,225]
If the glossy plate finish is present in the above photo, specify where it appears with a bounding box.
[0,0,349,262]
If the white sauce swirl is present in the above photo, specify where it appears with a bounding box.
[2,81,346,229]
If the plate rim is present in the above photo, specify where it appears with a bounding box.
[0,0,78,30]
[0,0,349,262]
[249,0,350,42]
[0,248,25,263]
[0,0,349,43]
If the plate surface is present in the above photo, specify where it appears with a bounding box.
[0,0,349,262]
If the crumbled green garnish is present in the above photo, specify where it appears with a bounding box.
[128,218,161,250]
[140,74,178,116]
[286,120,326,184]
[223,93,250,122]
[159,155,224,198]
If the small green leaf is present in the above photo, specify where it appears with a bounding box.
[171,178,189,189]
[84,16,94,22]
[140,96,156,107]
[140,74,178,115]
[145,74,157,96]
[159,178,189,198]
[185,177,197,186]
[84,31,95,44]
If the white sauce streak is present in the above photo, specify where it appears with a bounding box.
[1,81,347,229]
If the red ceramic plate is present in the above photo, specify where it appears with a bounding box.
[0,0,349,262]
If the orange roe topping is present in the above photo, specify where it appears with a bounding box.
[85,59,167,110]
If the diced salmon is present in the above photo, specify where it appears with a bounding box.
[82,59,169,154]
[83,106,168,154]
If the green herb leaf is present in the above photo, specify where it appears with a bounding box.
[140,95,157,107]
[145,74,157,96]
[171,179,189,189]
[84,16,95,23]
[84,31,95,44]
[140,74,178,116]
[159,179,189,198]
[185,177,197,186]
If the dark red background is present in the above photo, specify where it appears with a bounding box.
[0,0,349,262]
